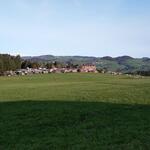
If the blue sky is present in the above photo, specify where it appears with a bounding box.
[0,0,150,57]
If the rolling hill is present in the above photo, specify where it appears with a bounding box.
[22,55,150,73]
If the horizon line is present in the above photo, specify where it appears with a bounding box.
[0,52,149,59]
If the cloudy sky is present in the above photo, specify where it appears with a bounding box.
[0,0,150,57]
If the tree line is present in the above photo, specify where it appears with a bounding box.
[21,60,79,69]
[0,54,21,73]
[0,54,79,73]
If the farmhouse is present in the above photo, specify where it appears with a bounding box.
[80,64,97,73]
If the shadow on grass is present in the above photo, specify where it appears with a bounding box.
[0,100,150,150]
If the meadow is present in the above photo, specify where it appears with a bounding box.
[0,73,150,103]
[0,73,150,149]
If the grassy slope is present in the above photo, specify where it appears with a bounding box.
[0,73,150,104]
[0,73,150,149]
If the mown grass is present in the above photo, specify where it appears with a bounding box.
[0,73,150,104]
[1,101,150,150]
[0,73,150,149]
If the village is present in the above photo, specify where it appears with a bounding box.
[3,64,96,76]
[2,64,124,77]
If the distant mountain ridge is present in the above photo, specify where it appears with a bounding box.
[22,55,150,73]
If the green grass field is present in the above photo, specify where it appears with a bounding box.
[0,73,150,103]
[0,73,150,149]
